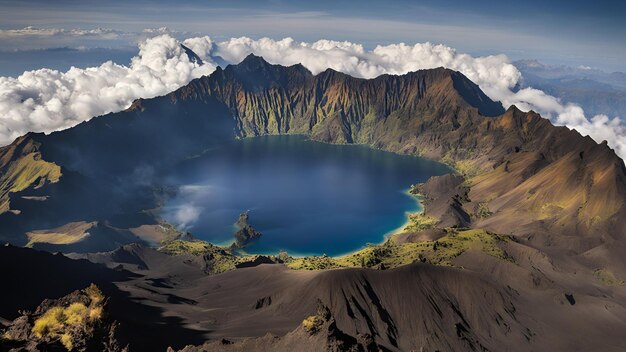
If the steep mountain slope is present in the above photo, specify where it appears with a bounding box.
[4,244,626,352]
[0,135,61,214]
[0,245,130,320]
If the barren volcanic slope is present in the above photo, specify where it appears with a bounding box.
[1,55,626,351]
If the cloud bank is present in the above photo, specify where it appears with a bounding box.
[0,26,126,39]
[0,26,193,52]
[0,33,624,158]
[0,34,215,143]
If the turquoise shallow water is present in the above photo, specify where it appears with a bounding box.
[162,135,450,256]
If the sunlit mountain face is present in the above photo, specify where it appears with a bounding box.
[0,1,625,352]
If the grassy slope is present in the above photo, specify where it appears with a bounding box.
[285,229,511,270]
[159,239,282,274]
[26,221,97,247]
[158,228,511,275]
[0,152,61,213]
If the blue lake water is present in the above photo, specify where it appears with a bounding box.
[162,135,450,256]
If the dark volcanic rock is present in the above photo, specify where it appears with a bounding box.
[234,255,275,268]
[1,285,124,352]
[230,212,262,249]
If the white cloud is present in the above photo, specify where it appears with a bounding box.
[0,26,196,52]
[0,33,624,159]
[497,87,626,157]
[165,184,212,229]
[0,26,126,39]
[0,34,215,144]
[172,203,202,230]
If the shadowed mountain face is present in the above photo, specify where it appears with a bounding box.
[0,245,211,351]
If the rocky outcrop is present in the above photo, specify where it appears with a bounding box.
[230,212,262,250]
[0,284,125,352]
[415,174,471,229]
[0,244,131,320]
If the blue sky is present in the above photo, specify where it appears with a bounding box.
[0,0,625,73]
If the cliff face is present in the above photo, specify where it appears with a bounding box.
[172,55,503,149]
[0,54,624,257]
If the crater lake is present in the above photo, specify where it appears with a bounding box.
[162,135,451,256]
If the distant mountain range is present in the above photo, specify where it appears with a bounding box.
[514,59,626,119]
[1,55,626,351]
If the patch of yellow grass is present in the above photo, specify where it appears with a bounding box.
[403,212,439,232]
[32,307,66,338]
[88,306,103,321]
[26,221,96,247]
[302,315,323,334]
[31,284,105,351]
[60,333,73,350]
[287,229,511,270]
[85,283,104,304]
[593,268,625,286]
[64,303,88,326]
[0,152,61,213]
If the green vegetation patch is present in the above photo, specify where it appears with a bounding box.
[159,239,281,274]
[286,229,512,270]
[475,202,493,219]
[593,268,625,286]
[403,212,439,232]
[302,315,324,334]
[408,183,424,196]
[159,239,221,255]
[285,254,345,271]
[0,152,62,213]
[440,153,484,178]
[160,240,241,274]
[159,230,511,274]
